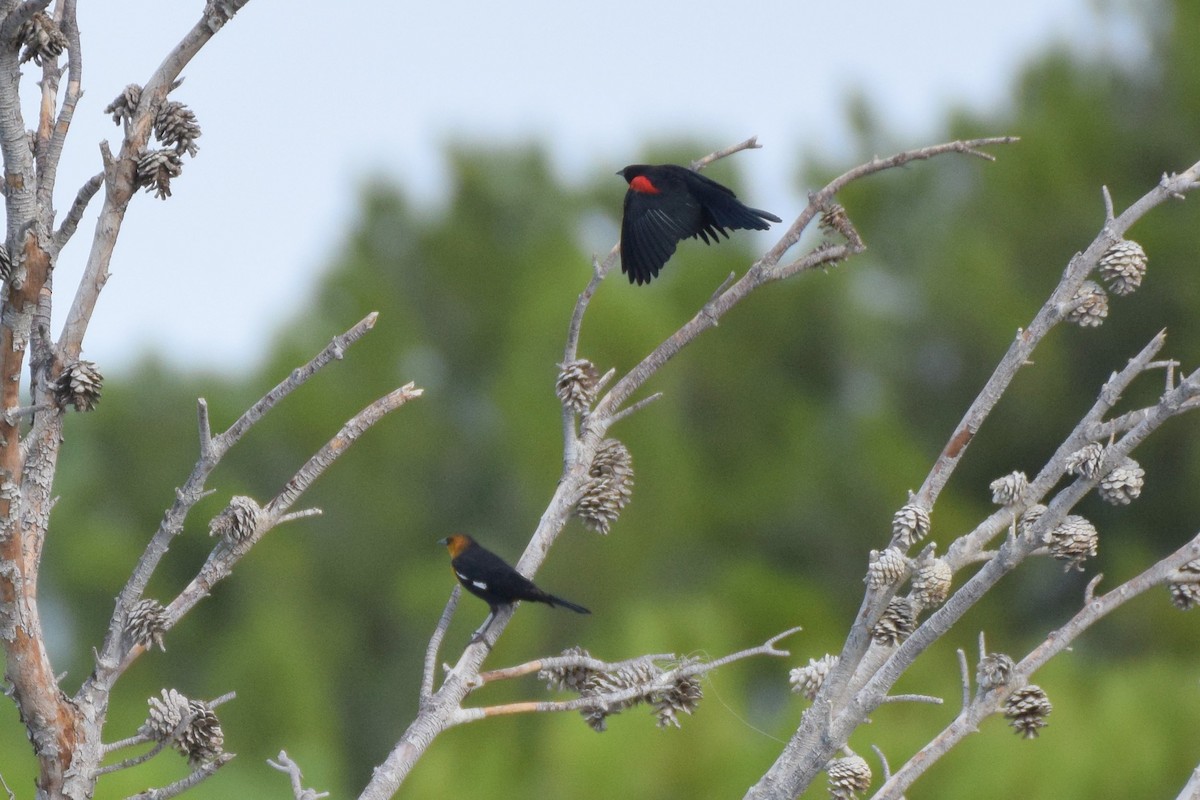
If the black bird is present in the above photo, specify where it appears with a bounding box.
[618,163,782,285]
[439,534,589,642]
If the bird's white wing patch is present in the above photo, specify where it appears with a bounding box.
[457,570,487,590]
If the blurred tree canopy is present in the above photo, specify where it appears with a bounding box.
[3,2,1200,797]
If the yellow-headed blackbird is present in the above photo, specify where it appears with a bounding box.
[618,163,782,285]
[439,534,589,640]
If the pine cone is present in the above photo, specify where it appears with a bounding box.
[1169,559,1200,611]
[911,556,953,608]
[827,754,872,800]
[125,598,168,651]
[135,149,184,199]
[1097,239,1147,296]
[1018,503,1049,540]
[574,439,634,534]
[789,654,838,701]
[209,495,262,544]
[555,358,600,414]
[989,471,1028,506]
[539,646,597,693]
[178,699,224,764]
[871,597,916,647]
[819,202,850,236]
[578,660,659,732]
[1065,442,1107,480]
[865,547,908,589]
[652,667,703,729]
[1048,515,1098,572]
[976,652,1015,691]
[1097,457,1144,506]
[890,503,931,548]
[154,100,202,157]
[1004,684,1052,739]
[18,12,66,66]
[53,360,103,412]
[1066,280,1108,328]
[105,84,143,126]
[142,688,191,741]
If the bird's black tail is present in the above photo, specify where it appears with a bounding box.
[545,593,590,614]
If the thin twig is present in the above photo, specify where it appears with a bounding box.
[268,751,330,800]
[422,587,460,702]
[52,172,102,251]
[120,752,235,800]
[873,531,1200,799]
[607,392,664,428]
[591,138,1016,427]
[168,384,422,625]
[455,627,798,724]
[474,651,676,688]
[690,136,761,171]
[86,315,383,683]
[878,693,943,706]
[956,649,970,710]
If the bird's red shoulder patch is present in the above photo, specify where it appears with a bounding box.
[629,175,660,194]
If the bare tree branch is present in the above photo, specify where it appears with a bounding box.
[120,752,235,800]
[268,751,330,800]
[421,587,460,702]
[873,532,1200,798]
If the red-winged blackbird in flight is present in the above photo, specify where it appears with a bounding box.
[439,534,589,642]
[618,164,782,285]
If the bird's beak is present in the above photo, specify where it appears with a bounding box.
[436,537,449,546]
[614,169,622,176]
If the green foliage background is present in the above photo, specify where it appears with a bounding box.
[3,3,1200,797]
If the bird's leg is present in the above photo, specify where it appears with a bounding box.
[469,610,496,645]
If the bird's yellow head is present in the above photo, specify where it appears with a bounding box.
[439,534,473,559]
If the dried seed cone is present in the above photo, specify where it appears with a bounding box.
[154,100,202,157]
[574,439,634,534]
[539,646,596,693]
[1169,559,1200,610]
[1018,503,1049,539]
[555,358,599,414]
[912,557,953,607]
[578,660,659,732]
[209,495,262,543]
[125,598,168,651]
[652,670,703,729]
[1097,239,1147,296]
[18,12,66,65]
[1098,457,1144,506]
[871,597,916,647]
[1049,515,1098,571]
[178,699,224,764]
[105,84,143,126]
[143,688,191,741]
[1004,684,1052,739]
[1065,442,1107,479]
[819,202,850,236]
[865,547,908,588]
[54,360,104,412]
[1067,280,1108,327]
[827,754,872,800]
[976,652,1016,691]
[789,654,838,700]
[989,471,1028,506]
[136,149,184,200]
[891,503,931,548]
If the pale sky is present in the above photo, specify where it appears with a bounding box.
[43,0,1144,373]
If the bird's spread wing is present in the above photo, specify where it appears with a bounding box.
[621,191,702,284]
